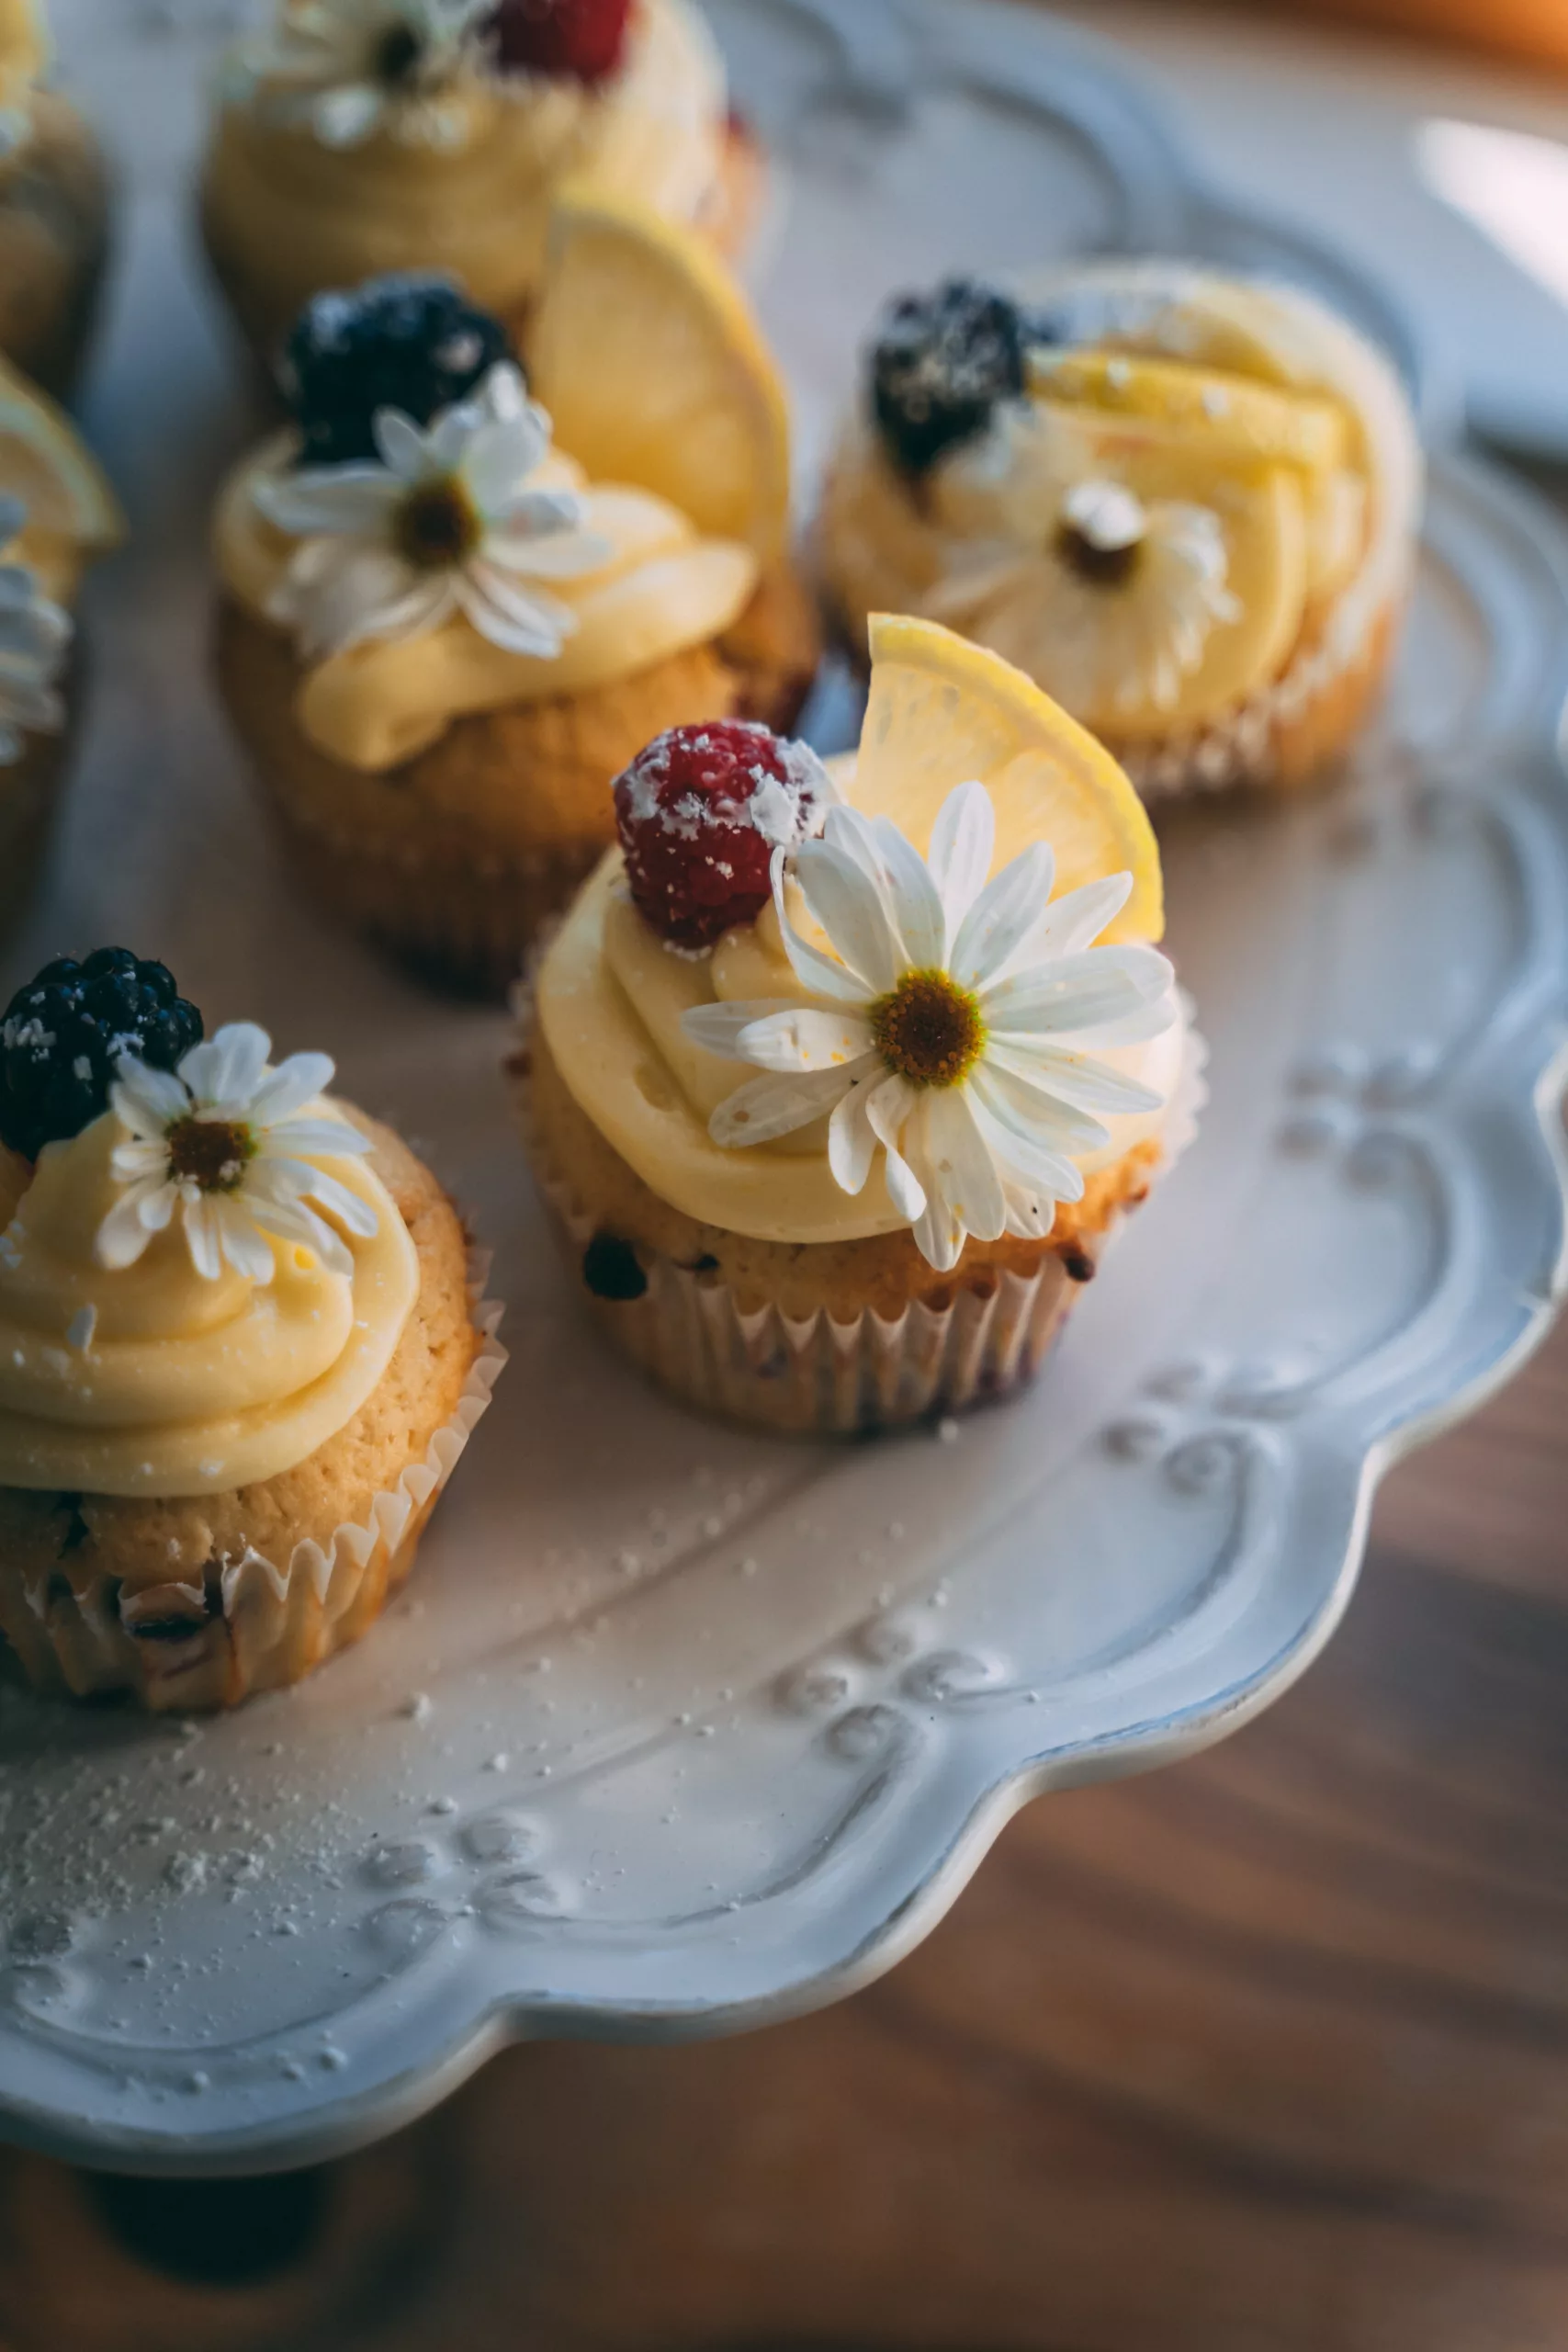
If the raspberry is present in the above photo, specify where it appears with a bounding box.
[281,275,515,469]
[871,278,1029,478]
[0,949,204,1162]
[614,721,831,950]
[483,0,632,83]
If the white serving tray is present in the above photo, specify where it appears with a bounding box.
[1,0,1564,2174]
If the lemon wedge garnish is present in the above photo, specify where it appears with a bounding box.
[1027,348,1348,478]
[527,184,792,564]
[0,352,123,555]
[847,614,1163,944]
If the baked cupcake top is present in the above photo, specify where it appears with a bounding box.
[211,0,729,301]
[213,197,791,768]
[535,615,1189,1271]
[0,348,122,766]
[821,264,1423,751]
[0,954,419,1497]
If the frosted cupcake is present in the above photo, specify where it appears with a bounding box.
[214,198,818,995]
[521,615,1202,1434]
[0,354,123,940]
[819,266,1424,797]
[0,952,503,1710]
[200,0,761,371]
[0,2,110,398]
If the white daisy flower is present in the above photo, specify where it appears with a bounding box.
[0,492,71,766]
[233,0,492,151]
[96,1022,378,1285]
[255,361,612,662]
[681,782,1177,1272]
[927,406,1240,718]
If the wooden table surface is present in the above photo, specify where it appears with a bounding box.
[3,1114,1565,2352]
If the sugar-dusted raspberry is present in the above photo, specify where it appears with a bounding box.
[871,278,1029,478]
[483,0,633,84]
[0,949,203,1162]
[614,721,832,951]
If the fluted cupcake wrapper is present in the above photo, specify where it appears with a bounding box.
[525,1020,1207,1438]
[0,1255,508,1713]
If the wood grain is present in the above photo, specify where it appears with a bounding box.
[3,1290,1566,2349]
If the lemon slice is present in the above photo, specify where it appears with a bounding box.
[849,614,1164,944]
[1027,348,1348,478]
[527,185,791,564]
[0,353,123,553]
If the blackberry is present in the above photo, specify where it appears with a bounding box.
[870,278,1029,478]
[280,275,516,469]
[0,950,204,1163]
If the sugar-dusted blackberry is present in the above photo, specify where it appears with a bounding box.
[870,278,1029,478]
[0,950,203,1162]
[280,275,517,469]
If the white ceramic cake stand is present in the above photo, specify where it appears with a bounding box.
[0,0,1563,2175]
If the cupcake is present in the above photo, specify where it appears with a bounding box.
[818,265,1424,798]
[0,2,110,398]
[213,192,819,996]
[519,614,1202,1435]
[0,354,123,940]
[199,0,761,373]
[0,952,504,1710]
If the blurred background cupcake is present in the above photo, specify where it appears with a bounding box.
[0,955,503,1711]
[818,263,1424,799]
[0,352,121,942]
[211,191,818,996]
[520,616,1203,1435]
[0,0,110,400]
[199,0,763,375]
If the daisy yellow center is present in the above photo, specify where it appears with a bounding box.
[165,1115,256,1195]
[394,476,481,569]
[374,20,426,85]
[870,969,985,1090]
[1055,518,1141,590]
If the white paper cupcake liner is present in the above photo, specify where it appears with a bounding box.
[0,1253,508,1713]
[527,1018,1206,1437]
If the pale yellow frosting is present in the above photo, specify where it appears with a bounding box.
[215,432,759,769]
[0,1105,420,1498]
[207,0,727,324]
[536,854,1186,1245]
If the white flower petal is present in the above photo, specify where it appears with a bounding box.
[94,1184,166,1271]
[991,1039,1165,1117]
[295,1165,378,1238]
[245,1050,336,1126]
[1028,871,1134,962]
[262,1114,372,1159]
[256,467,398,537]
[681,1000,802,1058]
[372,407,432,481]
[730,1007,874,1074]
[969,1071,1088,1201]
[770,852,874,1007]
[864,1076,925,1222]
[314,81,384,146]
[461,407,549,508]
[827,1074,881,1196]
[793,835,902,994]
[980,944,1174,1037]
[111,1057,188,1131]
[927,780,995,931]
[974,1051,1110,1156]
[250,1193,355,1276]
[919,1087,1007,1248]
[708,1064,857,1148]
[456,565,576,656]
[180,1022,271,1110]
[214,1199,277,1284]
[1002,1177,1057,1242]
[951,840,1055,990]
[869,815,948,971]
[181,1193,225,1282]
